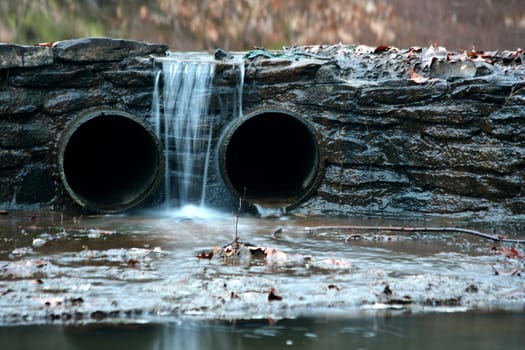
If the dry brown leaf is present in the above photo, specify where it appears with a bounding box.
[268,287,282,301]
[409,66,429,84]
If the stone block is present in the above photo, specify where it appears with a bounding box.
[43,89,117,115]
[0,88,44,115]
[0,150,29,168]
[451,79,514,102]
[54,38,168,62]
[481,105,525,141]
[324,165,409,187]
[0,122,51,148]
[409,170,522,199]
[0,44,53,68]
[9,67,96,88]
[15,165,54,204]
[103,70,156,87]
[358,80,448,105]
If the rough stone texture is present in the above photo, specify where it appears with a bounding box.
[15,165,55,204]
[0,39,523,221]
[54,37,168,62]
[0,44,53,68]
[0,121,51,148]
[0,38,166,210]
[231,45,525,219]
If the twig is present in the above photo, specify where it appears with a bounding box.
[233,187,246,241]
[304,225,525,244]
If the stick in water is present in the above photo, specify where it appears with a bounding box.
[304,225,525,244]
[234,187,247,241]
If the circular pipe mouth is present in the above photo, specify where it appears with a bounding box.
[219,109,322,209]
[58,109,162,213]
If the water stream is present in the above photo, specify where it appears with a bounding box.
[152,53,244,211]
[154,56,216,207]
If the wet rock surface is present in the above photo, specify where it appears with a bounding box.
[0,38,167,211]
[0,39,524,219]
[234,45,525,218]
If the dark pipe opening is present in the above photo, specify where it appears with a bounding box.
[59,110,162,213]
[220,110,322,208]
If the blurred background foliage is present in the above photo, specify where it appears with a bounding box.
[1,0,524,50]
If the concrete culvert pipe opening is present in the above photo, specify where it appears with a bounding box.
[220,109,322,209]
[59,109,162,213]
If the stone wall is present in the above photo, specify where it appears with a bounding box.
[235,45,525,219]
[0,38,167,210]
[0,38,523,220]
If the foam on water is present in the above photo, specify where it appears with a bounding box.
[166,204,229,220]
[254,204,287,218]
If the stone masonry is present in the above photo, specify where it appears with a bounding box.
[0,38,523,220]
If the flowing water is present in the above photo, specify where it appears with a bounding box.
[0,210,524,349]
[152,53,244,209]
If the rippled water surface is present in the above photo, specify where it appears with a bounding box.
[2,312,525,350]
[1,209,524,348]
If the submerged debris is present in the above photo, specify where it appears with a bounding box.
[268,287,283,302]
[196,251,214,260]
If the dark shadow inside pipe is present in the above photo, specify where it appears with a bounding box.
[221,111,320,207]
[61,113,161,212]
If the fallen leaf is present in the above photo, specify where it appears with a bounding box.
[374,45,390,53]
[509,268,521,277]
[465,50,480,59]
[196,251,214,259]
[319,257,352,269]
[498,246,521,259]
[327,284,340,291]
[35,260,47,268]
[127,258,140,267]
[68,297,84,306]
[409,66,429,84]
[36,42,55,47]
[264,247,288,264]
[268,287,282,301]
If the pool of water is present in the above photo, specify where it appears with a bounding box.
[2,312,525,350]
[0,208,524,347]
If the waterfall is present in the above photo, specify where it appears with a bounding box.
[152,53,244,210]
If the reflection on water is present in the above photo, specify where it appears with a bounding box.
[1,312,525,350]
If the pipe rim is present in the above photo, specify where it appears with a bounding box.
[219,107,324,210]
[58,107,163,213]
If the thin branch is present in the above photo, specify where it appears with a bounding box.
[304,225,525,244]
[233,187,246,241]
